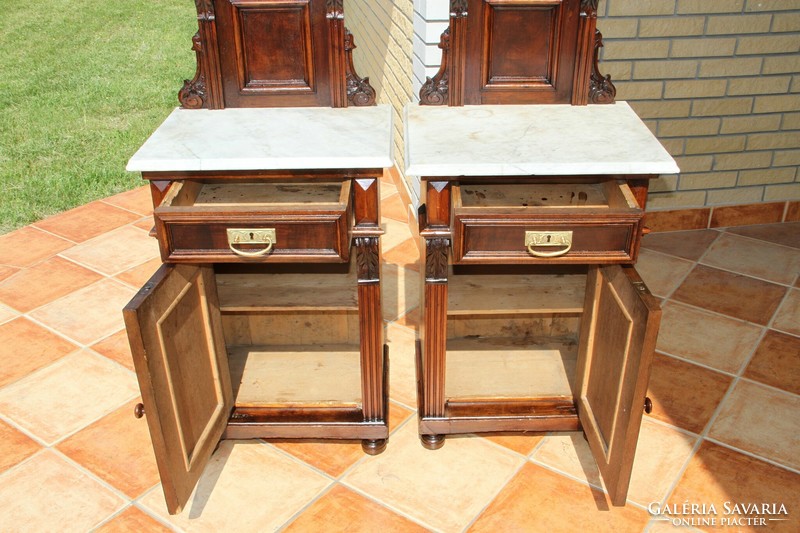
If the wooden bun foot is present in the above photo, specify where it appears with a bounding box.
[420,434,445,450]
[361,439,387,455]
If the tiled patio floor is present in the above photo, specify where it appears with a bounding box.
[0,180,798,532]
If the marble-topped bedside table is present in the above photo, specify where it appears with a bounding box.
[124,105,394,514]
[406,101,679,506]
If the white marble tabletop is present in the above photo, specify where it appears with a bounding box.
[127,105,394,172]
[404,102,679,177]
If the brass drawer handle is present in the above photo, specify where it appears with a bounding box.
[227,229,276,258]
[525,231,573,258]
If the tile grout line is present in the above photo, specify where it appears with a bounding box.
[271,409,426,531]
[644,229,738,510]
[459,456,529,533]
[651,237,800,509]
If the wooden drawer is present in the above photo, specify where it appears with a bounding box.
[154,180,352,263]
[451,181,644,264]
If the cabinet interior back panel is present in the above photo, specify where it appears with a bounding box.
[228,345,362,407]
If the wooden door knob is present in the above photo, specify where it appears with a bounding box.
[644,397,653,414]
[134,403,145,419]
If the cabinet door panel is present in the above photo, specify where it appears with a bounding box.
[216,0,332,107]
[124,264,232,514]
[464,0,581,104]
[575,265,660,505]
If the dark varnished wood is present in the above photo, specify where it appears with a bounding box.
[420,0,615,106]
[575,265,660,506]
[131,0,387,515]
[124,264,233,515]
[179,0,375,109]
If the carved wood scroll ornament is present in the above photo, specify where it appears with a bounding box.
[344,30,377,106]
[589,30,617,104]
[178,32,207,109]
[419,28,451,105]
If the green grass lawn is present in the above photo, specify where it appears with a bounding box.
[0,0,196,234]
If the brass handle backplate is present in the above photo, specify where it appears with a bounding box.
[227,228,276,258]
[525,230,573,258]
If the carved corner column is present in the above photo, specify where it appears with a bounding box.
[419,181,452,449]
[419,1,468,106]
[352,178,386,446]
[179,0,223,109]
[326,0,348,108]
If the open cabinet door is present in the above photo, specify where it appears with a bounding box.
[124,264,233,514]
[575,265,661,506]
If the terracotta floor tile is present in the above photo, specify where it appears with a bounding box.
[271,402,413,477]
[0,451,126,532]
[668,441,800,532]
[393,307,421,330]
[285,484,428,532]
[701,233,800,285]
[0,317,78,388]
[531,420,695,507]
[656,301,763,373]
[380,181,399,199]
[0,256,102,312]
[0,350,139,445]
[645,208,710,233]
[709,379,800,470]
[483,433,544,456]
[58,400,159,499]
[469,463,649,533]
[672,264,787,325]
[383,218,415,253]
[383,238,421,271]
[743,330,800,395]
[91,330,135,372]
[646,353,733,434]
[642,229,720,261]
[0,265,19,283]
[0,419,41,474]
[133,216,156,233]
[342,421,523,532]
[101,186,154,216]
[0,303,17,325]
[140,440,330,530]
[0,226,73,268]
[60,225,160,276]
[28,279,135,345]
[710,202,786,228]
[635,249,695,298]
[383,265,421,323]
[115,257,161,289]
[271,439,364,478]
[33,201,140,243]
[773,288,800,336]
[95,506,172,533]
[382,192,411,223]
[388,401,415,432]
[726,222,800,249]
[386,323,419,408]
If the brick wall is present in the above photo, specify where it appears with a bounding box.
[360,0,800,217]
[345,0,414,181]
[599,0,800,211]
